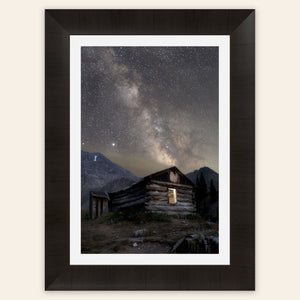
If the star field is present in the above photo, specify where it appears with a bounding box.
[81,47,218,177]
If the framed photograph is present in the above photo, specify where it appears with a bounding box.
[45,9,255,290]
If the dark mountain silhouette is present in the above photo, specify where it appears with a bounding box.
[186,167,219,191]
[81,151,140,208]
[186,167,219,222]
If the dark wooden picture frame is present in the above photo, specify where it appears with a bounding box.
[45,9,255,290]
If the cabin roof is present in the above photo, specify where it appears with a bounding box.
[107,179,145,196]
[90,191,109,198]
[144,166,194,187]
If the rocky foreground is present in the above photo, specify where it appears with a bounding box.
[81,210,219,254]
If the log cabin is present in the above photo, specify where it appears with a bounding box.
[89,166,196,218]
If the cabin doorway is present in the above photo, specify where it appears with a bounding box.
[90,195,109,219]
[98,197,109,216]
[168,188,177,204]
[102,198,109,214]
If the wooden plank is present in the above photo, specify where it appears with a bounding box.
[146,198,168,203]
[146,191,168,197]
[176,193,193,198]
[146,193,168,198]
[177,199,193,204]
[113,190,145,202]
[146,185,168,192]
[176,189,193,195]
[146,196,193,203]
[111,186,145,198]
[112,194,145,205]
[147,183,168,189]
[150,180,193,190]
[177,197,193,202]
[112,198,146,210]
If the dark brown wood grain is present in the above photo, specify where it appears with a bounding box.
[45,9,255,290]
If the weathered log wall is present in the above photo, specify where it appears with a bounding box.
[145,180,196,215]
[109,181,146,211]
[108,178,196,215]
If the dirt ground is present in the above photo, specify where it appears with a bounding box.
[81,213,218,254]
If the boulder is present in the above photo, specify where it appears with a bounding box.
[171,234,219,253]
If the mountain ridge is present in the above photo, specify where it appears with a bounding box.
[186,167,219,190]
[81,150,140,208]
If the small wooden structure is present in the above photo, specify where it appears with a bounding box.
[90,166,196,218]
[89,191,109,219]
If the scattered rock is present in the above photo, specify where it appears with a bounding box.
[133,242,138,247]
[133,229,149,237]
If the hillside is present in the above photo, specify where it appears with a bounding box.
[81,150,140,208]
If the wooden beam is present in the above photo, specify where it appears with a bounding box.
[112,193,145,205]
[146,198,192,204]
[111,185,145,198]
[112,198,146,210]
[113,190,145,201]
[146,185,168,192]
[176,189,193,195]
[146,195,192,202]
[150,180,193,190]
[146,191,168,197]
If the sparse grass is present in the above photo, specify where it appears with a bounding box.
[180,214,204,221]
[145,212,171,223]
[112,239,130,252]
[81,208,89,220]
[81,209,218,254]
[97,208,170,225]
[92,233,106,241]
[202,222,214,230]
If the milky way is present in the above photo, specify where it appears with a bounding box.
[81,47,218,177]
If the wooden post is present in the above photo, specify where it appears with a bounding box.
[95,197,99,218]
[89,192,93,219]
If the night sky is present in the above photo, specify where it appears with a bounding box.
[81,47,219,177]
